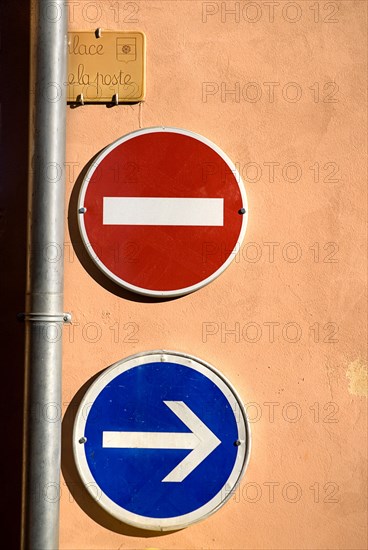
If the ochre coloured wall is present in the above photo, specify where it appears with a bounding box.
[61,2,367,549]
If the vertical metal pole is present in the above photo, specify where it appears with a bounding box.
[22,1,67,548]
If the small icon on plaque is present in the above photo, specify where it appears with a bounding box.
[116,38,136,62]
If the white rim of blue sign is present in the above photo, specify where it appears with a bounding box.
[77,127,248,297]
[73,350,251,531]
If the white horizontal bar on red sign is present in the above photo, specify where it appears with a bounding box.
[103,197,224,226]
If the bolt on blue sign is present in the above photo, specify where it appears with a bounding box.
[73,350,250,531]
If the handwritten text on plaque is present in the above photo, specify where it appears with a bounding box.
[67,31,146,103]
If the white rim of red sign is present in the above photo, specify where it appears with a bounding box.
[77,127,248,297]
[73,350,251,531]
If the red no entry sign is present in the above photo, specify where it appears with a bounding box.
[78,127,248,297]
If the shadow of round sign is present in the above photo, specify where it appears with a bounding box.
[73,350,251,531]
[77,127,248,297]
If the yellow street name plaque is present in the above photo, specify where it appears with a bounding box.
[67,31,146,103]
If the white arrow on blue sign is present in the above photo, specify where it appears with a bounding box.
[73,351,251,531]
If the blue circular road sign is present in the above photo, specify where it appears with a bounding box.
[73,351,251,530]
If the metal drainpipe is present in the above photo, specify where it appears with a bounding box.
[22,1,68,548]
